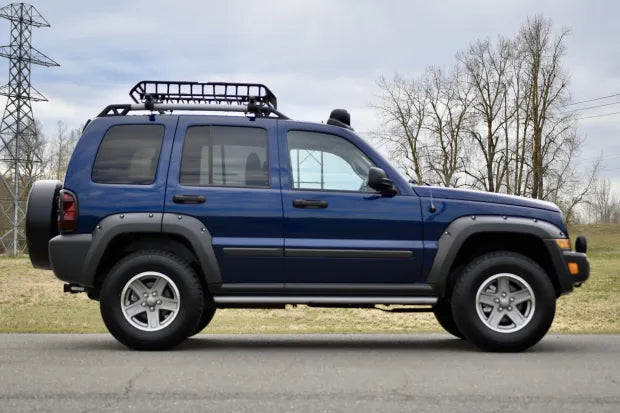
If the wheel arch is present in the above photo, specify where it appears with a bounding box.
[82,213,221,296]
[427,216,570,298]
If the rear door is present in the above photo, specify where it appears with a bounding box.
[165,116,284,285]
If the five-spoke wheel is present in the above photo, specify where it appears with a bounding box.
[121,272,181,331]
[451,251,556,352]
[475,273,535,333]
[100,250,205,350]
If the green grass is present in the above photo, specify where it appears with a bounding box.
[0,224,618,334]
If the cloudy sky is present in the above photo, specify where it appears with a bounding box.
[1,0,619,182]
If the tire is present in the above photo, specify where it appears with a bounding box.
[190,303,217,336]
[433,298,463,339]
[100,250,204,350]
[25,180,62,268]
[451,251,556,352]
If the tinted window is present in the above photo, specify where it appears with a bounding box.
[92,125,164,185]
[287,131,375,192]
[180,126,269,187]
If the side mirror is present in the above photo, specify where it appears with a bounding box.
[367,167,396,194]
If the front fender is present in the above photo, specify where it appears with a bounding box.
[426,215,570,297]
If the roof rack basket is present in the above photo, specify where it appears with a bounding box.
[98,80,287,118]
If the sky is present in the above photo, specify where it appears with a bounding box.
[1,0,619,185]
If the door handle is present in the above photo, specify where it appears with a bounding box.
[173,194,206,204]
[292,199,328,209]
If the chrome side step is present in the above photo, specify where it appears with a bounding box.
[213,296,437,305]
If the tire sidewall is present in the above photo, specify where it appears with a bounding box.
[452,253,556,351]
[100,251,203,350]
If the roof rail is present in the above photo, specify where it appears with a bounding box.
[97,80,288,119]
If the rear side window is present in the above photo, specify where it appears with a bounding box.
[180,126,269,187]
[92,125,164,185]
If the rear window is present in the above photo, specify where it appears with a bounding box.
[92,125,164,185]
[180,126,269,187]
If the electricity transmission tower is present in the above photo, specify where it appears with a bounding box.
[0,3,58,255]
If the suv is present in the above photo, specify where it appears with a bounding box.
[25,80,589,351]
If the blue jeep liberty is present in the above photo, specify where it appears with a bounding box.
[25,81,590,351]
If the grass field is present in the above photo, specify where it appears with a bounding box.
[0,223,618,334]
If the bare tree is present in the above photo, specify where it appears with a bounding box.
[587,178,620,224]
[46,121,80,181]
[424,66,473,187]
[372,14,601,219]
[519,16,571,199]
[373,75,427,184]
[459,37,514,192]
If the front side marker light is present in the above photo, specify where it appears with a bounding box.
[568,262,579,275]
[555,238,571,250]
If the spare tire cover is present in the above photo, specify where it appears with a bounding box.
[26,180,62,269]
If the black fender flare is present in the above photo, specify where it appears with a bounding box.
[426,215,570,297]
[80,212,221,286]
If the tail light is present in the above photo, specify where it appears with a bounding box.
[58,190,77,233]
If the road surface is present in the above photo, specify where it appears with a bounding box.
[0,334,618,412]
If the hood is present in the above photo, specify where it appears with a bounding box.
[413,186,562,213]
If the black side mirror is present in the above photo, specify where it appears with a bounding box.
[367,167,396,194]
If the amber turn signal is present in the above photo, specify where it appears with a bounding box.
[568,262,579,275]
[555,238,571,250]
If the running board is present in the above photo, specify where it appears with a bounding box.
[213,296,437,306]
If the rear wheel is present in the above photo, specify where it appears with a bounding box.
[100,250,204,350]
[191,303,216,336]
[451,251,556,352]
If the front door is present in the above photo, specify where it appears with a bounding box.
[165,116,284,285]
[280,128,423,284]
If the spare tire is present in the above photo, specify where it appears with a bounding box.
[26,180,62,269]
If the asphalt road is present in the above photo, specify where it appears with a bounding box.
[0,334,618,412]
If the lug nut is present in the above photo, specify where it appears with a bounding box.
[157,300,162,305]
[141,302,146,307]
[502,292,507,297]
[508,306,513,311]
[509,297,515,302]
[494,298,500,303]
[143,293,148,297]
[149,307,154,311]
[498,307,503,311]
[152,292,157,297]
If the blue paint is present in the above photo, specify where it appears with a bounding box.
[64,114,568,286]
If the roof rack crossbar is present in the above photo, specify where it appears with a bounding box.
[97,102,289,119]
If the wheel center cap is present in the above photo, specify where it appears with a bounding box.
[500,297,510,308]
[145,296,157,306]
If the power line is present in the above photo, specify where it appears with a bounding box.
[577,110,620,120]
[566,93,620,107]
[566,100,620,113]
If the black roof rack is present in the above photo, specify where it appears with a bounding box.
[98,80,288,119]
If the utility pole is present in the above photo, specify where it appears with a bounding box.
[0,3,58,255]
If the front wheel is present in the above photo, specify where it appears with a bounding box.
[433,298,463,339]
[451,251,556,352]
[100,250,204,350]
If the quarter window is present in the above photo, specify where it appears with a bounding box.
[92,125,164,185]
[287,131,375,192]
[180,126,269,187]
